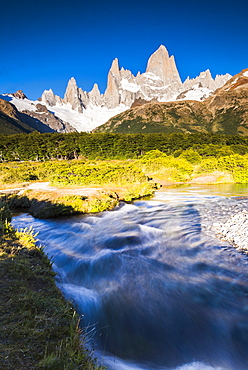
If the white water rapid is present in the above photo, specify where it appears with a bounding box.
[12,184,248,370]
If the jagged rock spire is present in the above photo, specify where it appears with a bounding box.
[41,88,63,106]
[64,77,85,112]
[104,58,121,108]
[88,83,102,106]
[146,45,182,85]
[12,90,27,99]
[109,58,120,78]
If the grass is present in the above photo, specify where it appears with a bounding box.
[0,223,105,369]
[6,190,119,219]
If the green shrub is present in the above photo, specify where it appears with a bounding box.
[197,154,248,183]
[194,144,235,158]
[178,148,202,164]
[197,157,220,173]
[49,162,146,187]
[0,201,11,222]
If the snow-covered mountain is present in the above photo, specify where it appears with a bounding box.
[0,91,76,133]
[2,45,232,132]
[93,68,248,136]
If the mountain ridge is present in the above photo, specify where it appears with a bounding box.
[0,45,233,134]
[39,45,231,131]
[93,69,248,135]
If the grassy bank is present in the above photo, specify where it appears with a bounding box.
[0,158,159,218]
[3,182,157,219]
[0,222,105,369]
[6,190,119,219]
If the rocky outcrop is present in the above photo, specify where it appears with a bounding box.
[178,70,232,101]
[131,97,158,108]
[41,89,63,107]
[104,59,121,108]
[88,83,102,106]
[12,90,27,100]
[64,77,85,113]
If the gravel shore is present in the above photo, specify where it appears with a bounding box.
[198,197,248,255]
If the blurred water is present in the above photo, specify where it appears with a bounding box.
[12,184,248,369]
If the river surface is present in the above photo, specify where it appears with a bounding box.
[12,184,248,370]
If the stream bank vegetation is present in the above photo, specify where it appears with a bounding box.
[0,159,158,218]
[0,205,106,369]
[1,139,248,217]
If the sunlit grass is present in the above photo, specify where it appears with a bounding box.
[0,216,106,369]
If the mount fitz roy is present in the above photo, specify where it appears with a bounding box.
[40,45,231,131]
[1,45,231,133]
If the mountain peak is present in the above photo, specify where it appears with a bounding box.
[12,90,27,100]
[158,44,169,54]
[109,58,120,76]
[36,45,232,132]
[64,77,84,112]
[67,77,78,87]
[146,45,181,85]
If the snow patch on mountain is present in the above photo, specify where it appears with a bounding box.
[144,72,163,81]
[46,102,127,132]
[10,96,38,112]
[176,86,213,101]
[120,79,140,93]
[0,94,39,112]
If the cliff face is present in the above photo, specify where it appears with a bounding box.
[94,69,248,135]
[146,45,182,85]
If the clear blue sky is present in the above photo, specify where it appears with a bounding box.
[1,0,247,100]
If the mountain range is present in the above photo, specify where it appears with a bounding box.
[94,69,248,135]
[1,45,245,135]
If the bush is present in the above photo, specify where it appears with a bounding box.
[178,148,202,164]
[121,183,158,201]
[0,201,11,222]
[138,150,193,182]
[194,144,235,158]
[49,162,147,187]
[197,155,248,183]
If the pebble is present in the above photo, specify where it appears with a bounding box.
[196,198,248,255]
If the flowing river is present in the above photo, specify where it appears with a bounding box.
[12,184,248,370]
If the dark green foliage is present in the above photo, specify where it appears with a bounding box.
[1,132,248,162]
